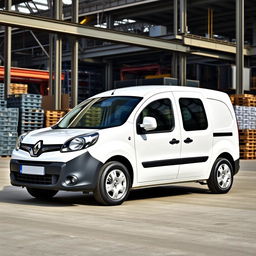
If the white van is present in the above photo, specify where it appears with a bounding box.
[10,86,240,205]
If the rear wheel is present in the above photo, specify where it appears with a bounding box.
[94,161,131,206]
[207,158,233,194]
[26,187,58,199]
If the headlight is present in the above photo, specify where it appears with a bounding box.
[16,133,27,150]
[61,133,99,152]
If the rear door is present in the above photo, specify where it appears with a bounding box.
[173,92,212,179]
[134,93,181,183]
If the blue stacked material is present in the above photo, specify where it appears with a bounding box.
[7,94,42,109]
[0,83,4,100]
[0,107,19,156]
[19,108,44,134]
[7,94,44,134]
[0,100,6,107]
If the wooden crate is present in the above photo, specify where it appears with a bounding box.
[45,110,66,127]
[9,83,28,95]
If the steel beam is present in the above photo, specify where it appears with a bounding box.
[236,0,244,94]
[0,11,189,53]
[4,0,12,99]
[71,0,79,107]
[29,31,49,58]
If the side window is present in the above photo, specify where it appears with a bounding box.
[179,98,208,131]
[137,98,174,134]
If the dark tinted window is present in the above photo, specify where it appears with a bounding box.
[137,98,174,133]
[179,98,208,131]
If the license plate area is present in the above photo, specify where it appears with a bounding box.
[20,165,45,176]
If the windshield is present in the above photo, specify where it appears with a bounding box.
[57,96,142,129]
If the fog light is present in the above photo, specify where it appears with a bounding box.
[65,175,78,186]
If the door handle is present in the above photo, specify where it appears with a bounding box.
[169,138,180,145]
[184,137,193,144]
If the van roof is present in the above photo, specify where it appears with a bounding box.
[93,86,229,100]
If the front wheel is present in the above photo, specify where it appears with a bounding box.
[26,187,58,200]
[207,158,234,194]
[94,161,131,206]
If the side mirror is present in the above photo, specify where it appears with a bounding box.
[140,117,157,131]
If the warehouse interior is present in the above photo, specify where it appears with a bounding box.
[0,0,256,158]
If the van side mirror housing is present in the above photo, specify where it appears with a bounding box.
[140,117,157,131]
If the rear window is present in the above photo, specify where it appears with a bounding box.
[179,98,208,131]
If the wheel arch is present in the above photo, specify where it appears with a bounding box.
[216,152,235,173]
[106,155,134,186]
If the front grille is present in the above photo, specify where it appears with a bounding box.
[20,143,62,156]
[13,172,59,185]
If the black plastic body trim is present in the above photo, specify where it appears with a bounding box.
[142,156,209,168]
[10,152,103,191]
[234,159,240,175]
[213,132,233,137]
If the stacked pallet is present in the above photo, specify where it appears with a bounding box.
[9,83,28,95]
[231,94,256,106]
[230,94,256,159]
[0,108,19,156]
[7,94,44,134]
[0,83,7,108]
[45,110,66,127]
[239,130,256,160]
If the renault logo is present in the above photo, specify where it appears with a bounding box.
[30,140,43,157]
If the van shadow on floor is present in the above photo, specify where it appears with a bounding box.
[0,184,210,207]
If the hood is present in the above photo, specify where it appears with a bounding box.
[22,127,98,145]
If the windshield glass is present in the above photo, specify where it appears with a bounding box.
[57,96,142,129]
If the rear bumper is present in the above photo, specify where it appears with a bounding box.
[10,152,103,191]
[234,159,240,175]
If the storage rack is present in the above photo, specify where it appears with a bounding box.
[231,94,256,159]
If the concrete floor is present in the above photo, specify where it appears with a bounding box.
[0,158,255,256]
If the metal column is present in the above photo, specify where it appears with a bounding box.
[105,62,113,91]
[4,0,12,99]
[172,53,178,78]
[179,54,187,86]
[236,0,244,94]
[53,0,63,110]
[71,0,79,107]
[253,21,256,47]
[173,0,178,36]
[49,0,53,96]
[179,0,187,86]
[106,14,113,29]
[179,0,187,34]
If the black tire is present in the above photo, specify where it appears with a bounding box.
[26,187,58,200]
[207,158,234,194]
[94,161,131,206]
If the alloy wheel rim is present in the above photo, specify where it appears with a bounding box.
[105,169,127,200]
[217,163,232,189]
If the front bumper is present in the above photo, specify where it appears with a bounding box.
[10,152,103,191]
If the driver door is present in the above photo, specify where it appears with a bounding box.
[134,93,181,183]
